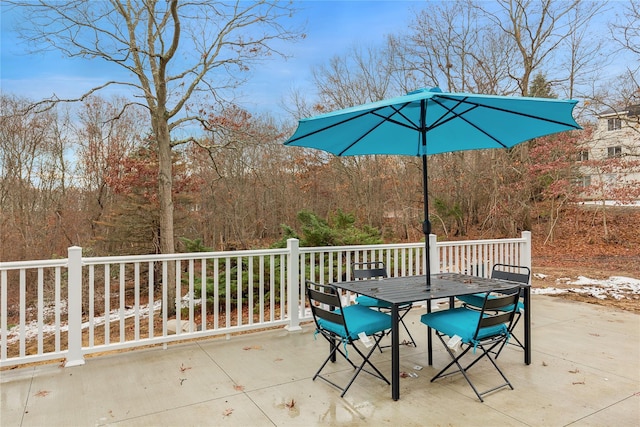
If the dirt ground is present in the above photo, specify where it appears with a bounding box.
[528,206,640,314]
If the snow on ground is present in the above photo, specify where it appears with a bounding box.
[5,294,197,345]
[533,274,640,300]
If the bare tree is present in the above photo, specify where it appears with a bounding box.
[474,0,605,97]
[9,0,302,314]
[610,0,640,58]
[10,0,301,253]
[312,44,396,110]
[0,95,72,260]
[74,96,147,245]
[405,0,515,94]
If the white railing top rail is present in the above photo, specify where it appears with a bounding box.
[0,258,69,270]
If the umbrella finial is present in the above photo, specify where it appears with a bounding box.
[407,87,443,95]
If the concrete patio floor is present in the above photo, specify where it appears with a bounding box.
[2,295,639,427]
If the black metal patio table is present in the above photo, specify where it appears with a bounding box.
[335,272,531,401]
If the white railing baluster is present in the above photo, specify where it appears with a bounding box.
[188,259,195,332]
[37,268,44,355]
[134,262,140,341]
[214,258,220,330]
[89,265,95,347]
[54,267,61,353]
[104,264,110,346]
[175,260,181,335]
[1,270,7,360]
[19,269,26,357]
[162,261,168,338]
[119,263,125,343]
[200,258,207,332]
[148,261,154,339]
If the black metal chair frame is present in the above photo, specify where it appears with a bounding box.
[490,264,531,356]
[428,290,521,402]
[306,280,390,397]
[351,261,417,349]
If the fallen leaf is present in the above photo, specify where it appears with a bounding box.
[285,399,296,409]
[542,361,548,366]
[242,345,263,351]
[569,368,580,374]
[34,390,50,398]
[180,363,192,373]
[179,378,187,385]
[234,384,245,391]
[572,381,585,385]
[222,408,234,417]
[400,371,409,378]
[274,358,283,362]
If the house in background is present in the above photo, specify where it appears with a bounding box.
[577,105,640,202]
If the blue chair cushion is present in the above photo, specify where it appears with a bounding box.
[458,293,524,312]
[456,293,486,308]
[318,305,392,341]
[420,307,508,344]
[356,295,412,309]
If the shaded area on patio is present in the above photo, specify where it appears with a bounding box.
[2,295,639,426]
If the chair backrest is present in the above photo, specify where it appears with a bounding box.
[305,281,350,335]
[351,262,387,280]
[491,264,531,285]
[474,289,521,338]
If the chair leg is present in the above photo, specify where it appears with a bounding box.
[313,332,390,397]
[340,333,390,397]
[399,308,417,347]
[313,336,357,382]
[494,311,523,358]
[431,333,514,402]
[378,307,416,350]
[430,333,473,381]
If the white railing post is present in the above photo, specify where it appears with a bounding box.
[521,231,532,280]
[285,238,302,332]
[65,246,85,367]
[429,233,440,274]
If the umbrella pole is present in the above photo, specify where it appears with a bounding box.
[422,153,431,289]
[420,99,431,290]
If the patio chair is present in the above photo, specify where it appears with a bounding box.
[420,288,521,402]
[457,263,531,356]
[306,280,391,397]
[352,262,417,348]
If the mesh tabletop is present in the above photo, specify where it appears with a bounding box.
[337,273,526,304]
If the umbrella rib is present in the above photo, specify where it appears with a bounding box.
[283,109,375,145]
[430,98,508,147]
[284,102,415,147]
[336,103,417,155]
[435,95,581,129]
[336,119,386,155]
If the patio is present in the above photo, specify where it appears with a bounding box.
[2,294,638,427]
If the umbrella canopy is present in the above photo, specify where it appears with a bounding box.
[284,88,581,286]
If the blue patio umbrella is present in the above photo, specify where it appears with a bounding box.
[284,88,581,287]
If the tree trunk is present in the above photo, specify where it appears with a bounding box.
[154,113,177,316]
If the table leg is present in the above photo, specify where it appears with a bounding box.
[524,285,531,365]
[391,304,400,400]
[427,300,433,365]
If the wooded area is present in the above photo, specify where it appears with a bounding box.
[1,0,639,263]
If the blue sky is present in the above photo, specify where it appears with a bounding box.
[0,1,416,118]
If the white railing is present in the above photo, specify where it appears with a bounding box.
[0,232,531,368]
